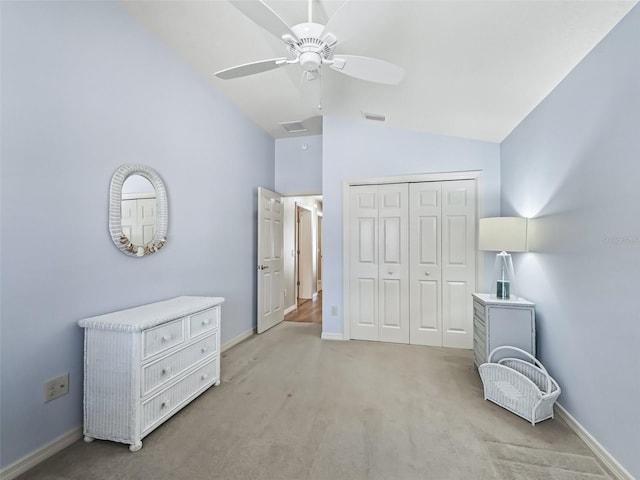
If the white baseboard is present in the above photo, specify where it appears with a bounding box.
[0,427,82,480]
[312,292,318,301]
[221,328,255,353]
[555,403,634,480]
[284,304,297,316]
[321,331,346,341]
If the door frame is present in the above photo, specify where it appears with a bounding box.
[342,170,485,341]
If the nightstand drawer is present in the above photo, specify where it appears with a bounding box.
[473,300,486,321]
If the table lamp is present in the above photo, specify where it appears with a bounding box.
[478,217,528,299]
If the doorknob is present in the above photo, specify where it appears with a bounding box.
[258,265,270,270]
[424,272,431,276]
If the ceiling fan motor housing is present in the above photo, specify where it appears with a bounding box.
[289,22,335,72]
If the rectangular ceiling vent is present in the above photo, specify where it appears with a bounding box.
[280,121,307,133]
[362,112,386,122]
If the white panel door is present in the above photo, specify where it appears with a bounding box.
[257,187,284,334]
[120,198,156,246]
[409,183,442,346]
[441,180,476,348]
[298,207,313,300]
[378,184,409,343]
[349,185,379,341]
[138,198,157,245]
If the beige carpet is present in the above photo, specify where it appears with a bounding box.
[17,322,611,480]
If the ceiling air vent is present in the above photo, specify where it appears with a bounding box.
[362,112,386,122]
[280,121,307,133]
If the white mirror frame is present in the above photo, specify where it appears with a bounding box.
[109,164,168,257]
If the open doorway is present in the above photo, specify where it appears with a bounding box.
[283,196,322,324]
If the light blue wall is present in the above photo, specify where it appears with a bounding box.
[322,116,501,335]
[501,5,640,477]
[0,1,274,468]
[275,135,322,195]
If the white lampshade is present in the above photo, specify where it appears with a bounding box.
[478,217,528,252]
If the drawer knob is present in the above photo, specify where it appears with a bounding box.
[161,400,170,409]
[161,367,171,375]
[161,335,171,343]
[201,319,210,326]
[201,373,209,381]
[424,272,430,276]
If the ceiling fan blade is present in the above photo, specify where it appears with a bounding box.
[309,0,329,25]
[215,58,288,80]
[320,0,385,44]
[229,0,298,41]
[299,71,322,111]
[330,55,405,85]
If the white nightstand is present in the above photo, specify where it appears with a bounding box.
[472,293,535,368]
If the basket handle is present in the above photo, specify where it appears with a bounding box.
[487,346,552,394]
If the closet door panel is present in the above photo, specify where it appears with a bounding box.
[378,184,409,343]
[409,183,443,346]
[442,180,476,348]
[349,186,379,341]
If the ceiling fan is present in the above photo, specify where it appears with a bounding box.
[215,0,405,109]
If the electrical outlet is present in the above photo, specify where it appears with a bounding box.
[284,288,287,297]
[44,373,69,403]
[331,305,338,316]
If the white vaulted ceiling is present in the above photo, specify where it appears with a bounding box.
[121,0,636,142]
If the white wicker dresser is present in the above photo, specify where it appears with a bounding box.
[78,296,224,451]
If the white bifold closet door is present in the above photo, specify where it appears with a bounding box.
[349,184,409,343]
[409,180,476,348]
[349,179,475,348]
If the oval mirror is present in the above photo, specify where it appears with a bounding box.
[109,164,168,257]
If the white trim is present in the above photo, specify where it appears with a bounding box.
[343,170,484,341]
[555,404,635,480]
[221,328,255,353]
[312,292,318,301]
[321,331,346,341]
[284,304,298,316]
[0,427,82,480]
[345,170,482,186]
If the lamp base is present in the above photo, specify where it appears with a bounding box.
[496,280,511,299]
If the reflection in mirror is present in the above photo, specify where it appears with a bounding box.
[109,164,168,257]
[121,175,157,246]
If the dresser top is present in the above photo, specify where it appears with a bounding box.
[472,293,534,307]
[78,296,225,331]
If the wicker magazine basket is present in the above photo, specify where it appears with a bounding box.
[479,346,561,425]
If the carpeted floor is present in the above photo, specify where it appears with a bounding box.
[17,322,611,480]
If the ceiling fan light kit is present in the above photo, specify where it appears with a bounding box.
[215,0,405,109]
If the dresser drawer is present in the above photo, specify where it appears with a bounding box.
[142,319,184,359]
[188,307,219,339]
[473,331,485,360]
[141,332,218,396]
[473,315,486,335]
[142,357,218,434]
[473,300,486,321]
